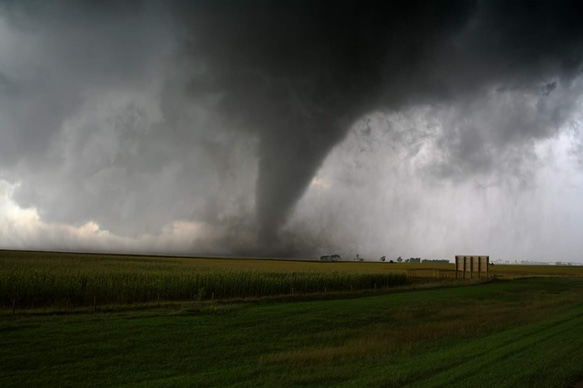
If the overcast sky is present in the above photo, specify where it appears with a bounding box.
[1,0,583,262]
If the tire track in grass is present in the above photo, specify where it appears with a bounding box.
[354,308,583,388]
[415,308,583,388]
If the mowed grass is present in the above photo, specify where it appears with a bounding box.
[1,277,583,387]
[489,264,583,278]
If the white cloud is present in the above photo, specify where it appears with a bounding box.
[288,103,583,263]
[0,179,216,254]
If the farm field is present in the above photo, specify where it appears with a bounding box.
[0,250,411,311]
[1,250,583,387]
[2,249,582,313]
[1,276,583,387]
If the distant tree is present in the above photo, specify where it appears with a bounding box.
[380,256,386,262]
[397,257,402,263]
[389,260,394,263]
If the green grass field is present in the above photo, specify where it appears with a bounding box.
[1,250,583,387]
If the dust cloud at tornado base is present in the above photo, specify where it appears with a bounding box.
[1,1,583,261]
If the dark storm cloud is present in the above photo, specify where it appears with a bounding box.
[179,0,476,243]
[1,0,583,257]
[0,0,197,236]
[177,0,583,246]
[0,0,172,166]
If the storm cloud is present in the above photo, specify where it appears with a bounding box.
[1,1,583,260]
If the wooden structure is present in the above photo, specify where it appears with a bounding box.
[455,255,489,279]
[407,269,457,279]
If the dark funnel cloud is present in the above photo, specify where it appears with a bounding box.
[179,0,476,245]
[178,0,583,248]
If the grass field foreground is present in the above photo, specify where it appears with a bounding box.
[1,277,583,387]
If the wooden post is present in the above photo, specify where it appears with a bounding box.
[463,256,467,279]
[478,257,481,279]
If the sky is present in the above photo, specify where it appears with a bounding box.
[1,0,583,262]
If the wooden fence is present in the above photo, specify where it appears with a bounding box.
[407,269,458,280]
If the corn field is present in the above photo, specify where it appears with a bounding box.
[0,251,408,309]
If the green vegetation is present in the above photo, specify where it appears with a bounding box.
[2,250,583,387]
[489,264,583,278]
[0,251,407,310]
[2,275,583,387]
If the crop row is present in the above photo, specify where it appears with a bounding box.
[0,269,407,309]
